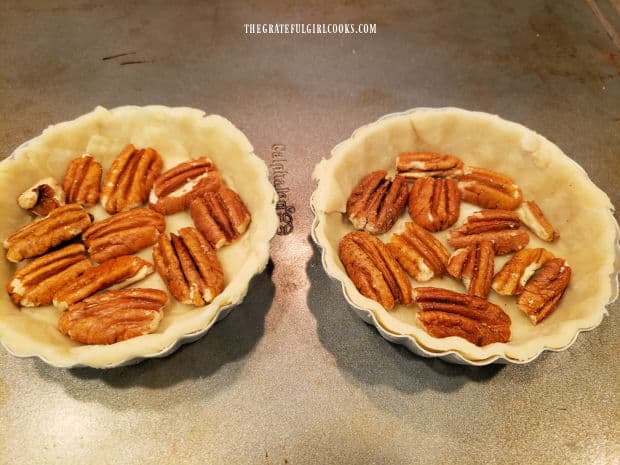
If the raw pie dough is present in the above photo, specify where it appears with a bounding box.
[0,106,278,368]
[312,107,618,363]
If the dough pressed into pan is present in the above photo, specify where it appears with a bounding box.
[0,105,278,368]
[312,107,618,363]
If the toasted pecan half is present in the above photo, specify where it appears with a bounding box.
[339,231,411,310]
[396,152,464,178]
[447,209,529,255]
[53,255,154,310]
[516,200,559,242]
[17,177,65,216]
[150,157,222,215]
[63,154,102,207]
[7,244,92,307]
[346,170,409,234]
[413,287,511,346]
[492,247,555,296]
[100,144,163,213]
[456,166,522,210]
[446,241,495,298]
[517,258,571,324]
[82,208,166,263]
[190,187,251,249]
[153,227,225,306]
[408,177,461,232]
[59,288,168,345]
[388,222,449,282]
[3,204,93,263]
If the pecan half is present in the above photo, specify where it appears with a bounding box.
[492,247,555,296]
[149,157,223,215]
[100,144,163,213]
[517,258,571,324]
[408,177,460,232]
[7,244,91,307]
[59,288,168,345]
[516,200,559,242]
[189,187,251,249]
[388,221,449,282]
[62,154,102,206]
[153,227,225,306]
[456,166,523,210]
[52,255,154,310]
[345,170,408,234]
[413,287,511,346]
[3,204,93,263]
[446,241,495,298]
[339,231,412,310]
[452,209,521,234]
[82,208,166,263]
[447,209,529,255]
[396,152,464,178]
[17,177,65,216]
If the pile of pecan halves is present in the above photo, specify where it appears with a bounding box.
[3,145,251,345]
[339,152,571,346]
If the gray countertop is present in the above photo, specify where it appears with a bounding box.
[1,1,619,464]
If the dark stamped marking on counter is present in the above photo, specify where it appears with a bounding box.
[270,144,295,235]
[101,51,152,65]
[101,51,136,61]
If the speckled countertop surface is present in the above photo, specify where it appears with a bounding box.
[1,1,619,464]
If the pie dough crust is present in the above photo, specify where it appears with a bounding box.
[312,107,618,363]
[0,106,278,368]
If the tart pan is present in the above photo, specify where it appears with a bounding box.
[311,107,619,365]
[0,106,278,368]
